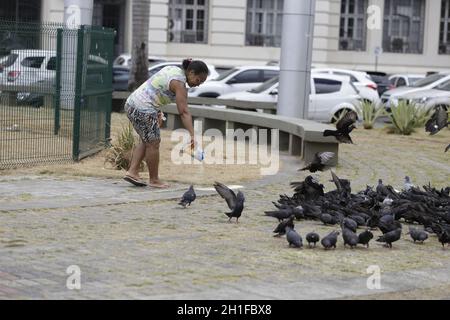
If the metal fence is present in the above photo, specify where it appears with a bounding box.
[0,20,114,169]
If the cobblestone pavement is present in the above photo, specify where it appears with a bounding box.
[1,154,450,300]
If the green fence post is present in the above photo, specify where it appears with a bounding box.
[72,25,84,161]
[54,28,62,135]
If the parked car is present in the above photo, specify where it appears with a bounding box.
[388,74,425,89]
[112,61,219,91]
[381,72,450,108]
[311,68,380,103]
[390,80,450,111]
[113,53,167,67]
[0,49,108,88]
[188,65,279,98]
[364,71,391,95]
[216,74,361,123]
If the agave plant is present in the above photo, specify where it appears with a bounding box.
[105,123,143,170]
[388,100,429,135]
[356,100,386,129]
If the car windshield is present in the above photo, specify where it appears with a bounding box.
[0,53,18,68]
[435,79,450,91]
[407,77,424,85]
[248,76,279,93]
[411,74,446,87]
[213,68,238,81]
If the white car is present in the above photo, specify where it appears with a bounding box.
[148,61,219,81]
[217,74,361,123]
[312,68,380,103]
[388,74,425,89]
[188,66,279,98]
[392,81,450,111]
[113,53,167,67]
[381,72,450,108]
[0,49,107,88]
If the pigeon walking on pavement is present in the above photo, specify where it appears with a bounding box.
[407,227,428,244]
[286,226,303,248]
[213,182,245,223]
[306,232,320,247]
[376,228,402,248]
[178,185,196,208]
[358,229,374,248]
[321,230,340,249]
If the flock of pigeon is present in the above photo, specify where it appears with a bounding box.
[176,106,449,250]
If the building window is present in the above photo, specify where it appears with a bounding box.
[439,0,450,54]
[382,0,425,54]
[246,0,284,47]
[339,0,368,51]
[168,0,208,44]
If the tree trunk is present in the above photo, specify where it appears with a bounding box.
[128,0,150,91]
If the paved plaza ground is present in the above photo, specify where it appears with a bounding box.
[1,150,450,299]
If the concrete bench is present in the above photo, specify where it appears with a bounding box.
[159,103,339,165]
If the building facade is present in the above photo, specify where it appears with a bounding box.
[1,0,450,73]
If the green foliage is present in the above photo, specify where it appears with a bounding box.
[387,100,432,135]
[356,100,386,129]
[105,123,142,170]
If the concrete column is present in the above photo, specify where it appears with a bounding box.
[277,0,316,119]
[61,0,93,109]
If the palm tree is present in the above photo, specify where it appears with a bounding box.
[128,0,150,91]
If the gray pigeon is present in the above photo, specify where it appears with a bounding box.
[286,226,303,248]
[213,182,245,223]
[320,213,339,225]
[342,227,359,249]
[178,185,196,208]
[342,217,358,233]
[403,176,414,192]
[306,232,320,247]
[376,228,402,248]
[321,230,340,249]
[407,227,428,244]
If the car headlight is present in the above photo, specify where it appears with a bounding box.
[411,97,430,104]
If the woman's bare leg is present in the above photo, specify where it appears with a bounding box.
[126,140,146,179]
[145,141,169,188]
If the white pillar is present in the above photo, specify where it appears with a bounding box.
[277,0,316,119]
[61,0,93,109]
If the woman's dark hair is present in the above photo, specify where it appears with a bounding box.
[182,58,209,75]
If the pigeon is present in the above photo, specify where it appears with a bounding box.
[437,229,450,248]
[323,110,357,144]
[342,227,359,249]
[403,176,414,192]
[320,213,339,225]
[376,228,402,248]
[178,185,196,208]
[306,232,320,247]
[213,182,245,223]
[342,217,358,233]
[445,144,450,153]
[298,152,335,172]
[321,230,340,249]
[358,229,374,248]
[425,106,449,135]
[407,227,428,243]
[265,207,294,222]
[286,226,303,248]
[273,215,295,237]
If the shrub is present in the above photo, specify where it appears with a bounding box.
[356,100,386,129]
[388,101,431,135]
[105,123,143,170]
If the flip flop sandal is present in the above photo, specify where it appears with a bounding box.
[123,175,147,187]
